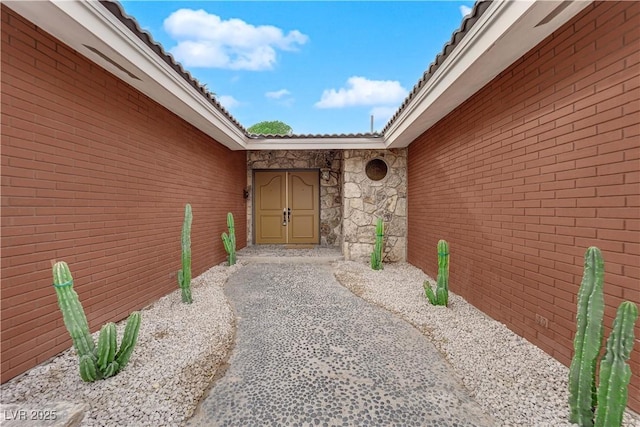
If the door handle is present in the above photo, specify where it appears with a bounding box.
[282,208,287,226]
[287,208,291,223]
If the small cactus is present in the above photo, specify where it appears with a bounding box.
[424,240,449,306]
[221,212,236,266]
[594,301,638,427]
[569,247,605,426]
[96,323,118,375]
[370,218,384,270]
[177,204,193,303]
[114,310,141,369]
[52,261,141,382]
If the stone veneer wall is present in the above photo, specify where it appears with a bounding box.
[246,150,342,246]
[342,149,407,262]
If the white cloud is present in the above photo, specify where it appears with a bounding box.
[163,9,308,70]
[460,5,473,17]
[265,89,291,99]
[315,77,407,109]
[217,95,240,109]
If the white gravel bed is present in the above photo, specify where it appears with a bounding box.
[332,260,640,427]
[1,262,242,427]
[2,258,638,427]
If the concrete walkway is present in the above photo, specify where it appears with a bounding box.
[188,262,493,426]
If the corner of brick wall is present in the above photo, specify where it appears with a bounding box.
[407,1,640,411]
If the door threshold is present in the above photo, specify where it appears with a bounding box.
[285,244,317,249]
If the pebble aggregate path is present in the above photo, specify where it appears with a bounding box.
[188,262,494,426]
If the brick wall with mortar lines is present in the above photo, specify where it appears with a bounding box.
[407,2,640,411]
[0,6,247,383]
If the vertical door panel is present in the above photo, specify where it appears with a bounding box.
[288,171,319,244]
[255,171,286,244]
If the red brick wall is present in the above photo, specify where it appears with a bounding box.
[1,6,247,382]
[407,1,640,411]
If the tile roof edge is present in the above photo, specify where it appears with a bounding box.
[98,0,248,134]
[380,0,492,134]
[247,133,383,139]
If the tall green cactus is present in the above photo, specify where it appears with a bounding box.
[370,218,384,270]
[52,261,141,382]
[595,301,638,427]
[177,203,192,303]
[53,261,96,378]
[221,212,236,266]
[424,240,449,306]
[569,247,605,426]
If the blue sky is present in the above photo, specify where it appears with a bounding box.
[120,1,475,135]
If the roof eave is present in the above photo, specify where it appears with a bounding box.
[246,137,387,151]
[4,0,593,152]
[384,0,593,149]
[4,0,248,151]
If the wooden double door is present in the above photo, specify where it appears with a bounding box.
[254,170,320,244]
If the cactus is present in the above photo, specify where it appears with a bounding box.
[53,261,97,381]
[424,240,449,306]
[52,261,141,382]
[96,323,118,375]
[79,354,99,382]
[221,212,236,266]
[114,311,141,369]
[370,218,384,270]
[569,247,605,426]
[594,301,638,427]
[177,204,193,303]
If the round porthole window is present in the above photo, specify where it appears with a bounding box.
[365,158,388,181]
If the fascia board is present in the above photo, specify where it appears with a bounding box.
[384,0,592,149]
[76,1,248,150]
[246,138,387,151]
[383,0,533,148]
